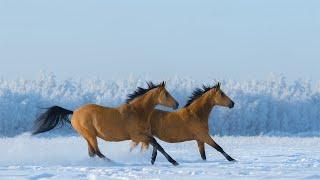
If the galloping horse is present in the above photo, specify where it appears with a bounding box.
[32,82,180,165]
[131,82,236,163]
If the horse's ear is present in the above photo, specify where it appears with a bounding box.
[160,81,166,87]
[146,81,152,88]
[147,81,157,89]
[217,82,221,89]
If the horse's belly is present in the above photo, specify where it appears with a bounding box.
[160,135,193,143]
[95,118,130,141]
[157,127,193,143]
[99,133,130,142]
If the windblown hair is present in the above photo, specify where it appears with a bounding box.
[126,81,165,103]
[184,83,220,107]
[32,106,73,135]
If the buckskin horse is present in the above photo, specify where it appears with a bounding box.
[130,82,236,163]
[32,82,180,166]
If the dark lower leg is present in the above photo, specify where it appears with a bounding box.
[197,141,206,160]
[215,145,235,161]
[96,150,105,158]
[89,151,95,157]
[203,136,236,161]
[151,146,158,165]
[149,137,179,166]
[87,136,111,161]
[95,148,112,161]
[87,140,96,157]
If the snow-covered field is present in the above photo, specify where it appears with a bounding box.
[1,135,320,179]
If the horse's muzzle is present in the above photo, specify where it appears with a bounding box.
[229,101,235,109]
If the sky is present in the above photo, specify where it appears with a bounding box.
[0,0,319,81]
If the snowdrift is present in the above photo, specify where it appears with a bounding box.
[1,135,320,179]
[0,73,319,137]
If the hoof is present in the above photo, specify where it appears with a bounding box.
[172,161,179,166]
[89,154,96,158]
[102,157,113,162]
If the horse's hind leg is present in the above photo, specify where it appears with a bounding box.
[86,140,96,157]
[86,135,111,161]
[72,118,111,161]
[196,140,206,160]
[78,127,111,161]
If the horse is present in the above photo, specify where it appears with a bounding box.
[32,81,180,166]
[130,82,236,164]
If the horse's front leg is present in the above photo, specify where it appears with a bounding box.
[151,146,157,165]
[199,134,236,162]
[149,137,179,166]
[196,140,206,160]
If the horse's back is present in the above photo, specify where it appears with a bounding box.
[72,104,118,121]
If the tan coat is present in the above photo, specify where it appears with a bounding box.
[132,83,237,162]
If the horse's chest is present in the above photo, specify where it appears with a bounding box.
[137,120,151,132]
[128,118,151,133]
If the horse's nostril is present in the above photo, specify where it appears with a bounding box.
[229,102,235,108]
[229,101,234,108]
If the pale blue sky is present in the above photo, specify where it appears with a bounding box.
[0,0,319,81]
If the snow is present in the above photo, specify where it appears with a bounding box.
[0,72,320,137]
[0,135,320,179]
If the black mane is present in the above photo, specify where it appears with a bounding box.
[126,82,160,103]
[184,83,219,107]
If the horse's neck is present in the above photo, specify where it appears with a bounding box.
[187,95,214,122]
[130,93,156,117]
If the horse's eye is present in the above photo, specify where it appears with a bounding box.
[220,92,224,96]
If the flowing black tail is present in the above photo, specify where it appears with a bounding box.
[32,106,73,135]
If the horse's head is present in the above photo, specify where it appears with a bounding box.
[210,82,234,108]
[154,81,179,110]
